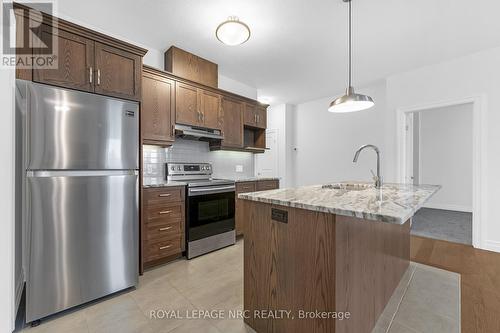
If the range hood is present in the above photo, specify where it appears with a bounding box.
[175,124,223,141]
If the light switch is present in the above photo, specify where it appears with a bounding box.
[236,165,243,173]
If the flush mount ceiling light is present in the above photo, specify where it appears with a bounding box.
[216,16,251,46]
[328,0,374,113]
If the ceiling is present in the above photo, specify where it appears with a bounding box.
[57,0,500,104]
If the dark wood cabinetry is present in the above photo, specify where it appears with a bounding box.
[142,186,185,270]
[255,105,267,129]
[175,82,200,126]
[94,42,142,100]
[175,82,222,129]
[165,46,218,88]
[142,67,175,145]
[235,179,279,236]
[33,24,94,92]
[200,89,222,130]
[15,3,146,101]
[220,97,244,148]
[244,103,267,129]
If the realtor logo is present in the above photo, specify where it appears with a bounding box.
[1,1,58,69]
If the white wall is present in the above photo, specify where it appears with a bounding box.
[419,104,473,212]
[386,47,499,251]
[259,104,295,187]
[0,2,16,331]
[292,80,389,186]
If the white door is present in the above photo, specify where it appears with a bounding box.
[255,129,278,178]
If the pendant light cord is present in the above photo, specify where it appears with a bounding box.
[347,0,352,91]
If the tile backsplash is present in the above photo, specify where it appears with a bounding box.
[143,139,255,185]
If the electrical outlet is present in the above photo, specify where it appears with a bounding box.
[236,165,243,173]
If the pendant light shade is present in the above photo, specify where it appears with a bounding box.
[328,87,374,113]
[329,0,374,113]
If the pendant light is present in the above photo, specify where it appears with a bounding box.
[328,0,374,113]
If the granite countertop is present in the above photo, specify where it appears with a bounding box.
[143,181,187,188]
[238,183,440,224]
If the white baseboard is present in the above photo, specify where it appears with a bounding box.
[422,203,472,213]
[483,240,500,253]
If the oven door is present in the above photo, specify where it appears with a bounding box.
[187,187,235,242]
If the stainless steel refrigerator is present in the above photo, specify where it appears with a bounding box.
[15,80,139,323]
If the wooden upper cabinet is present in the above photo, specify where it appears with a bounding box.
[200,90,222,130]
[255,105,267,129]
[165,46,218,88]
[243,103,257,126]
[243,103,267,128]
[220,97,243,148]
[142,70,175,145]
[175,82,200,126]
[33,24,94,92]
[94,42,142,101]
[17,4,147,101]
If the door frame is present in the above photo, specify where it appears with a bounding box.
[255,128,279,178]
[396,95,486,249]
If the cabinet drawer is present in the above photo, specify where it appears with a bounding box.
[144,187,184,205]
[145,203,184,223]
[236,181,256,194]
[256,180,279,191]
[145,220,181,241]
[145,236,181,262]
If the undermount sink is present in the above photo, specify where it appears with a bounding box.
[322,183,374,191]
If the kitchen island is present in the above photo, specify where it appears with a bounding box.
[239,183,439,333]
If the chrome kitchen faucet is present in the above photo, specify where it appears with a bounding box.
[353,144,382,188]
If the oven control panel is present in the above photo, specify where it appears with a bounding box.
[166,163,212,176]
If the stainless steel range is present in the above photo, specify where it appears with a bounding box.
[166,163,235,259]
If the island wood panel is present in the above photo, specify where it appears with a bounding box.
[243,200,411,333]
[243,201,336,333]
[334,216,410,333]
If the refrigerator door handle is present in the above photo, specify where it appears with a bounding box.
[27,170,139,177]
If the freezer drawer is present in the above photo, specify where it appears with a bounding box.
[26,171,139,322]
[24,81,139,170]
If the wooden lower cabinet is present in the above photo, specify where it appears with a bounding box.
[142,186,185,270]
[235,179,279,236]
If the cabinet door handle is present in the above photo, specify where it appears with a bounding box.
[158,193,171,197]
[159,226,173,231]
[171,124,175,136]
[97,69,101,85]
[89,67,93,84]
[159,210,173,215]
[159,245,172,250]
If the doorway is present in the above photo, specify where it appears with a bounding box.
[398,98,483,247]
[255,129,278,178]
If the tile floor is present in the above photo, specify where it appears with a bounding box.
[411,208,472,245]
[19,239,460,333]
